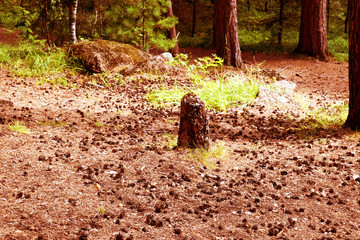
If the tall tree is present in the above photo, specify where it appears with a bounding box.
[214,0,242,68]
[294,0,329,60]
[345,0,360,129]
[168,0,180,56]
[278,0,285,45]
[68,0,78,44]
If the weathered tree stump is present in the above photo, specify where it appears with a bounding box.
[177,92,210,149]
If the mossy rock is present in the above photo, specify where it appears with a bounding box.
[70,40,150,73]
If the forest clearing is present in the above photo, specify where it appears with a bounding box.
[0,36,359,239]
[1,0,360,239]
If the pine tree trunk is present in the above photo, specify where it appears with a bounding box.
[68,0,78,44]
[295,0,329,61]
[168,0,180,56]
[191,0,197,37]
[214,0,243,68]
[345,0,360,130]
[278,0,284,45]
[44,0,51,46]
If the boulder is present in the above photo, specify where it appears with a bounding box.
[177,92,210,149]
[70,40,150,73]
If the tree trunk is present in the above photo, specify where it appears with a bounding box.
[278,0,284,45]
[214,0,243,68]
[177,92,210,149]
[345,4,349,33]
[327,0,330,30]
[191,0,197,37]
[294,0,329,61]
[345,0,360,130]
[168,0,180,56]
[68,0,78,44]
[265,0,268,13]
[44,0,51,46]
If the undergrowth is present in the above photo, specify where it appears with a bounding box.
[147,54,260,111]
[0,41,84,79]
[188,141,228,169]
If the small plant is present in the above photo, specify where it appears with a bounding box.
[306,102,348,128]
[8,121,32,134]
[148,54,260,111]
[94,121,105,127]
[188,141,228,169]
[161,132,178,149]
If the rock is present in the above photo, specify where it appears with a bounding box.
[70,40,150,73]
[255,80,297,106]
[157,52,173,61]
[177,92,210,149]
[253,80,303,117]
[120,51,180,76]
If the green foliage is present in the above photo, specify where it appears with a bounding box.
[105,0,177,51]
[147,54,260,111]
[0,3,24,28]
[188,141,228,169]
[8,121,32,134]
[0,42,76,78]
[306,102,348,128]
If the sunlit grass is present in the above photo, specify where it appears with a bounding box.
[188,141,228,169]
[0,41,84,78]
[8,121,32,134]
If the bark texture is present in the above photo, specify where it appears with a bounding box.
[214,0,243,68]
[345,0,360,129]
[68,0,78,44]
[295,0,329,60]
[177,92,210,149]
[168,1,180,56]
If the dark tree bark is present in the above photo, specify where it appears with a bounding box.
[294,0,329,61]
[168,0,180,56]
[68,0,78,44]
[214,0,243,68]
[265,0,269,13]
[278,0,285,45]
[327,0,330,30]
[44,0,51,46]
[345,0,360,130]
[177,92,210,149]
[191,0,197,37]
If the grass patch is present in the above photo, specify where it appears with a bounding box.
[188,141,228,169]
[147,76,259,111]
[147,54,260,111]
[0,41,83,78]
[161,132,178,149]
[293,101,348,139]
[8,121,32,134]
[306,102,348,128]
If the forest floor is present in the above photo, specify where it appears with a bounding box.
[0,30,360,240]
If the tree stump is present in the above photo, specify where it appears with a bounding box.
[177,92,210,149]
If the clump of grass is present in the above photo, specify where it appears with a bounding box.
[8,121,32,134]
[306,102,348,128]
[161,132,178,149]
[147,54,260,111]
[0,41,82,78]
[189,141,228,169]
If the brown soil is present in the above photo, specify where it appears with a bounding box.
[1,30,359,240]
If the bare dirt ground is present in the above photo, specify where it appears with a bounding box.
[0,31,359,240]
